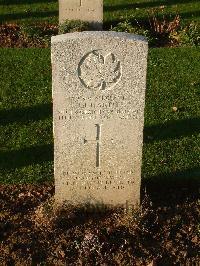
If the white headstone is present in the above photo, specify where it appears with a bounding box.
[59,0,103,30]
[52,32,148,210]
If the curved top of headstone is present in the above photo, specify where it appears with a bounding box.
[51,31,148,44]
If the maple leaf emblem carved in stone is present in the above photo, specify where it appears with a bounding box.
[78,50,122,91]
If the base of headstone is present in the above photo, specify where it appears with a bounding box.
[54,198,140,215]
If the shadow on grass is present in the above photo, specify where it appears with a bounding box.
[0,0,56,5]
[0,10,58,22]
[0,144,53,170]
[0,106,199,205]
[104,7,200,29]
[142,167,200,206]
[144,117,200,143]
[0,103,52,125]
[179,9,200,20]
[104,0,197,12]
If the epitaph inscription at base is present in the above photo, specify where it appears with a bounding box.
[52,32,148,209]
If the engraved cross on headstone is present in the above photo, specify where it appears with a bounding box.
[84,124,102,167]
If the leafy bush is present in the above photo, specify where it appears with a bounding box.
[20,23,58,47]
[111,20,136,33]
[111,8,200,48]
[178,22,200,47]
[0,20,91,48]
[0,24,21,48]
[21,23,57,39]
[111,20,155,46]
[0,23,58,48]
[59,20,90,34]
[111,7,182,47]
[148,9,181,35]
[147,8,181,46]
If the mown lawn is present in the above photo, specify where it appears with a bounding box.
[0,0,199,26]
[0,0,58,24]
[0,49,52,183]
[104,0,200,28]
[0,47,199,198]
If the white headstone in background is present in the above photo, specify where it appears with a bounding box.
[59,0,103,30]
[52,31,148,210]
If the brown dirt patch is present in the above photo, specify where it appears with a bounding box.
[0,184,199,265]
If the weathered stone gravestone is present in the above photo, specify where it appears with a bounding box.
[59,0,103,30]
[52,31,148,210]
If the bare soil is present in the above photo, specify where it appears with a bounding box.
[0,183,199,265]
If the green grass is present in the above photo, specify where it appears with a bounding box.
[0,0,58,24]
[0,47,199,189]
[104,0,200,27]
[0,0,199,26]
[143,47,200,196]
[0,49,53,183]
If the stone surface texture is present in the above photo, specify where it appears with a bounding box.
[52,31,148,209]
[59,0,103,29]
